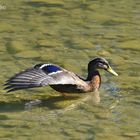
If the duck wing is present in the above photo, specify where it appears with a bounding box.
[4,64,82,92]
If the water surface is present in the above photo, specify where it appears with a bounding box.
[0,0,140,139]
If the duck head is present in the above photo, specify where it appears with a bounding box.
[88,57,118,76]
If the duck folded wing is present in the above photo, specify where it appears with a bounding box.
[4,64,79,92]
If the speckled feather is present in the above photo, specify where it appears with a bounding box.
[4,64,88,92]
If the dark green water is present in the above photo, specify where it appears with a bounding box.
[0,0,140,139]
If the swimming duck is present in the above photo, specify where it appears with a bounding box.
[4,57,118,93]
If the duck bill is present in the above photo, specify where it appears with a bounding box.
[107,66,118,76]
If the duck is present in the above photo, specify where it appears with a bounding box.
[4,57,118,94]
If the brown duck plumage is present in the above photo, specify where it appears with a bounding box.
[4,57,118,94]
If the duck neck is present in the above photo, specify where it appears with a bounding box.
[86,70,101,91]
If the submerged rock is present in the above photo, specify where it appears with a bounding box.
[119,40,140,51]
[7,40,27,53]
[15,50,40,58]
[122,132,139,137]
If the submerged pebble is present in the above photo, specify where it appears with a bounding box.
[7,40,28,53]
[15,50,40,58]
[119,40,140,51]
[122,132,139,137]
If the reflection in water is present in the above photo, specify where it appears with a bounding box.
[23,92,120,122]
[25,99,42,110]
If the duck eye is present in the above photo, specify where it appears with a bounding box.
[97,62,104,68]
